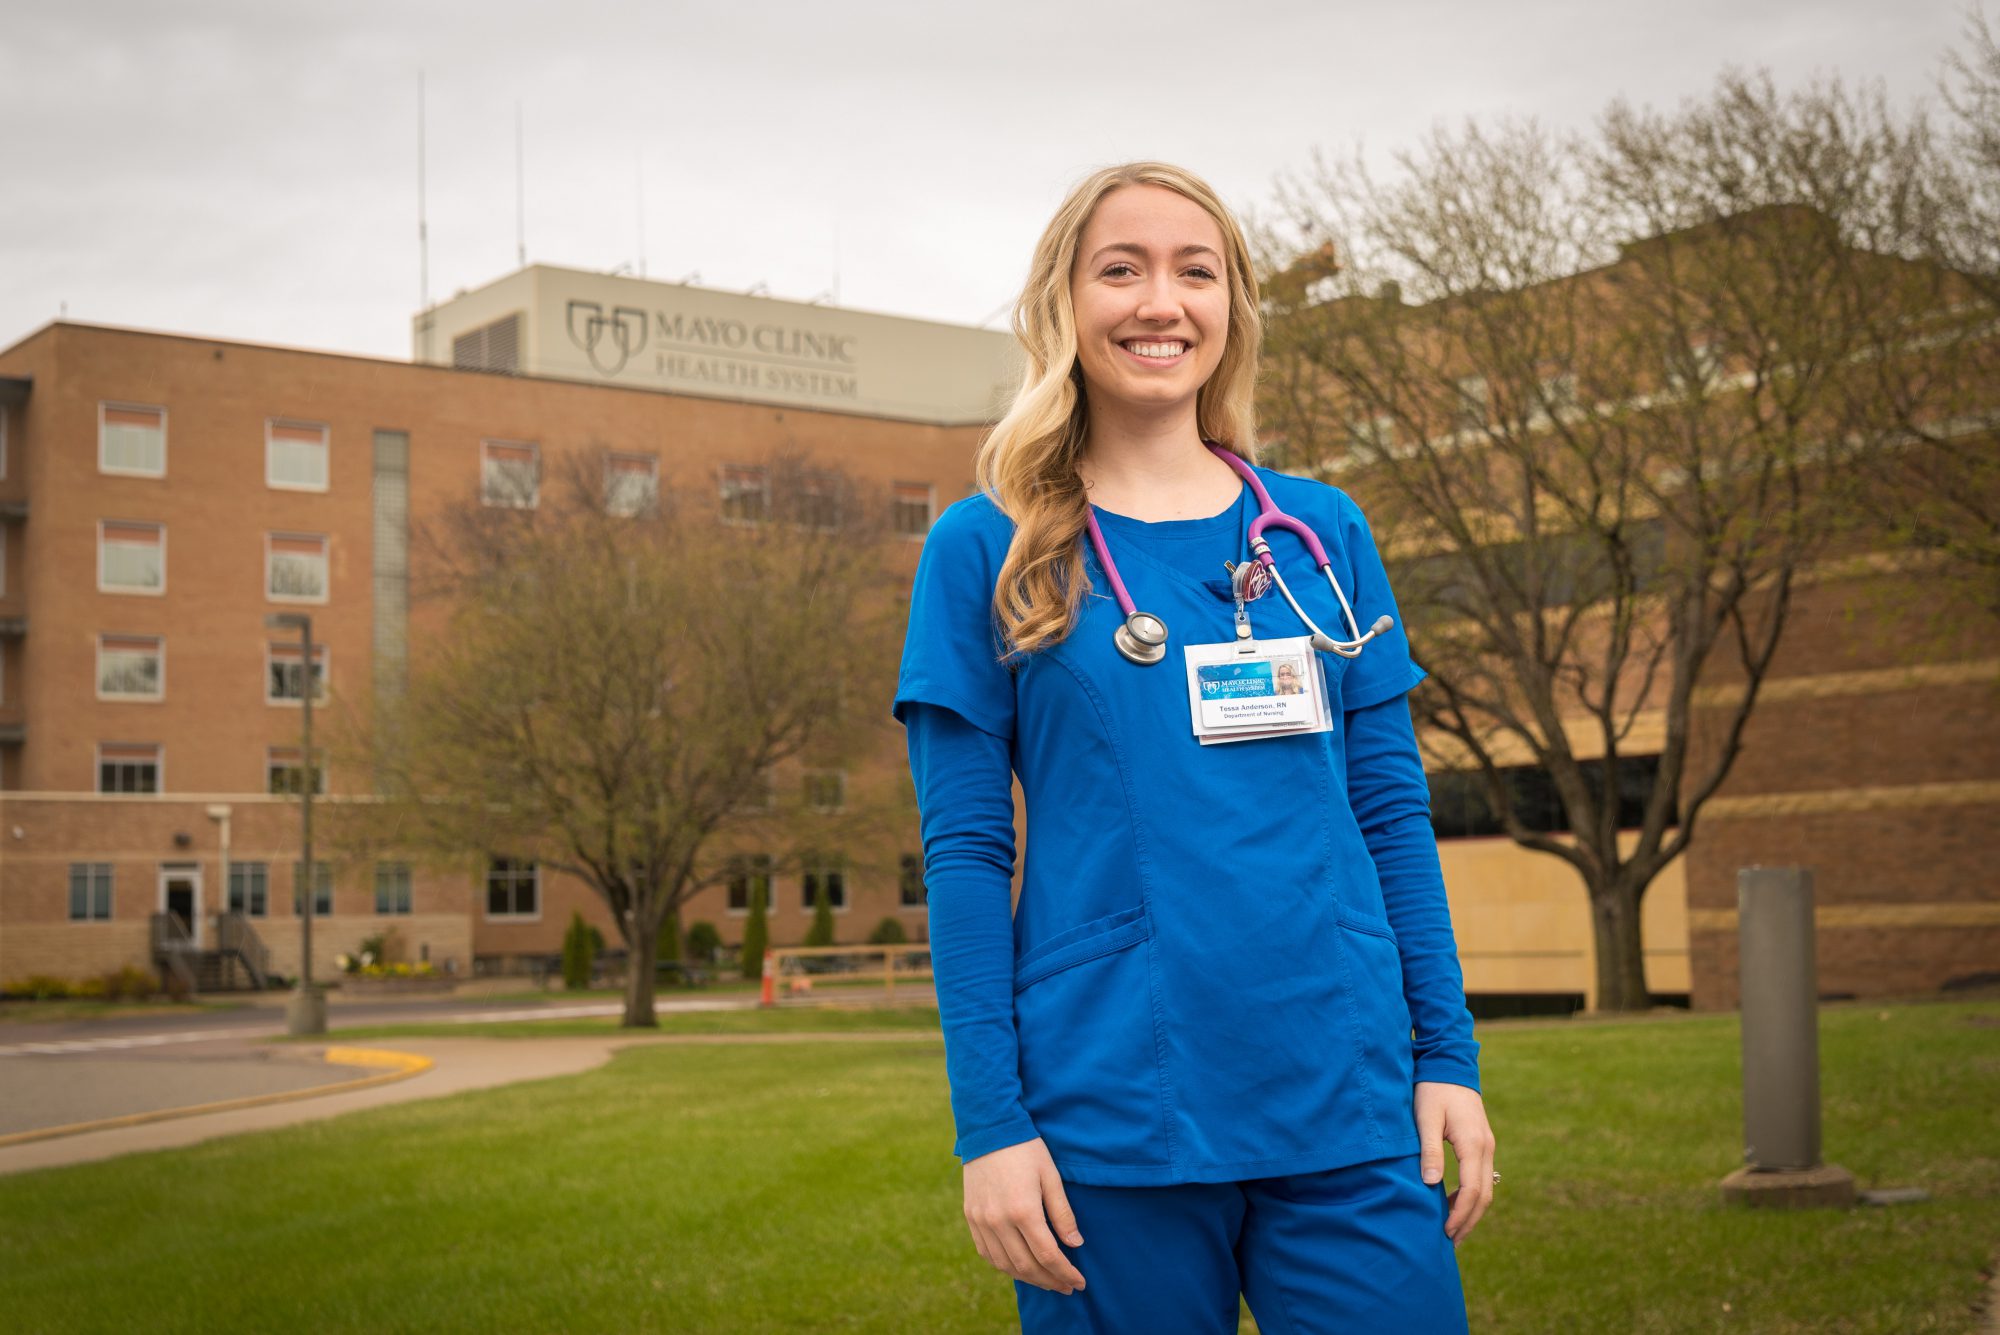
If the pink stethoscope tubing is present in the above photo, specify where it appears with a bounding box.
[1083,443,1394,665]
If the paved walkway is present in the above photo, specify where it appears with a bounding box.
[0,1028,941,1178]
[0,1036,630,1176]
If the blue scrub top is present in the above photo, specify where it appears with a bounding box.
[894,464,1478,1187]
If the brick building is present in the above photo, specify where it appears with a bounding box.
[0,259,1990,1007]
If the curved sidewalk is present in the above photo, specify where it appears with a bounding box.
[0,1029,941,1178]
[0,1036,629,1177]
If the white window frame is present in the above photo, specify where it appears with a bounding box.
[604,452,660,518]
[718,464,769,526]
[484,858,541,921]
[265,532,330,605]
[264,641,329,705]
[228,861,270,917]
[95,742,162,794]
[481,439,541,510]
[98,402,167,478]
[724,853,776,917]
[800,855,848,914]
[266,418,331,493]
[96,634,165,702]
[374,862,414,915]
[291,860,333,917]
[891,481,936,540]
[266,746,326,796]
[68,862,115,922]
[97,520,166,596]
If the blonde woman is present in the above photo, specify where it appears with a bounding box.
[895,162,1493,1333]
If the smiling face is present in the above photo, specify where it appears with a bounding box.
[1068,183,1231,422]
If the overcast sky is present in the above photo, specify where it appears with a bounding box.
[0,0,1972,360]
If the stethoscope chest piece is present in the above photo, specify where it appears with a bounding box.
[1114,610,1169,666]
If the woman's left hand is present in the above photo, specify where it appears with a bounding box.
[1414,1081,1496,1245]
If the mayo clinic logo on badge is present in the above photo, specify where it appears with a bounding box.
[566,300,648,376]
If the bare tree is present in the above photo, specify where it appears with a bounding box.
[333,449,900,1027]
[1262,74,1944,1010]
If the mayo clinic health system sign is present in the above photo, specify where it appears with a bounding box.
[416,265,1018,426]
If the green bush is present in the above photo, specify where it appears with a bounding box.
[740,893,768,980]
[8,975,71,1000]
[685,920,721,964]
[867,917,908,946]
[71,977,108,999]
[104,965,157,1000]
[657,908,682,967]
[804,882,836,948]
[560,912,596,991]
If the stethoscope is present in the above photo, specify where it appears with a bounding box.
[1084,443,1394,667]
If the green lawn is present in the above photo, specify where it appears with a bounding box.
[2,1000,1994,1333]
[0,997,248,1025]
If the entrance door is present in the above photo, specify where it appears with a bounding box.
[159,864,202,946]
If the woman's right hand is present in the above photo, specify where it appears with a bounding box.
[963,1137,1088,1295]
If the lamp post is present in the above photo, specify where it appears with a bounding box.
[265,612,325,1036]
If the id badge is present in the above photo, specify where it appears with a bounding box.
[1182,635,1333,745]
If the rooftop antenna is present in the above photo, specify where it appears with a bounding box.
[417,70,431,359]
[515,101,526,268]
[636,151,647,278]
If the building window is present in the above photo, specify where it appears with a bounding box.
[228,862,269,917]
[375,862,413,915]
[98,521,165,594]
[899,853,928,908]
[267,746,325,795]
[604,452,659,517]
[100,403,166,476]
[803,769,846,813]
[719,464,769,524]
[1345,414,1395,453]
[292,861,333,916]
[481,440,540,509]
[800,854,846,912]
[97,634,164,700]
[266,533,329,603]
[486,857,539,918]
[726,854,775,915]
[266,641,328,703]
[797,471,842,530]
[97,742,160,794]
[1537,372,1578,417]
[1452,375,1490,432]
[69,863,114,921]
[892,482,935,538]
[267,419,330,491]
[1427,755,1676,841]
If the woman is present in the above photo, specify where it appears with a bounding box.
[894,162,1493,1334]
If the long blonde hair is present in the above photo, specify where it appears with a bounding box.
[976,162,1263,655]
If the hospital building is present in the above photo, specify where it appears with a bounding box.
[0,259,1993,1009]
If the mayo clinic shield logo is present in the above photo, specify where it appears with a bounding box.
[566,300,649,376]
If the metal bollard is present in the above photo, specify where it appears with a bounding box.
[1720,866,1854,1207]
[1737,866,1820,1170]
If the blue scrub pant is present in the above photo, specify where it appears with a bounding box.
[1013,1153,1467,1334]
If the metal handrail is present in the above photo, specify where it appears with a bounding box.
[216,912,272,990]
[149,912,198,994]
